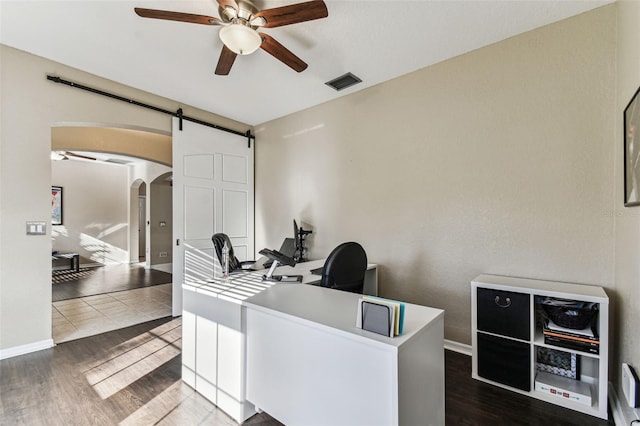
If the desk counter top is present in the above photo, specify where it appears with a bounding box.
[243,283,444,349]
[183,258,378,304]
[184,270,272,305]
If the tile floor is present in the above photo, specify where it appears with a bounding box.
[52,283,172,344]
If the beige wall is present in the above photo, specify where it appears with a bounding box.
[613,0,640,414]
[3,5,638,412]
[0,44,250,351]
[149,175,173,266]
[51,159,129,264]
[129,162,173,265]
[255,6,616,345]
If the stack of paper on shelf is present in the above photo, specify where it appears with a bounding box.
[355,295,405,337]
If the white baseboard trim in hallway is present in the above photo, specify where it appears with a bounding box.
[150,263,172,273]
[0,338,54,360]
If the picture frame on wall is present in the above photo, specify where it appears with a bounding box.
[52,186,63,225]
[624,86,640,206]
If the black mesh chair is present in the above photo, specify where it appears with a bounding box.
[212,233,254,273]
[319,242,368,294]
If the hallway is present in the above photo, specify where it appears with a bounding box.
[52,263,172,302]
[52,264,173,344]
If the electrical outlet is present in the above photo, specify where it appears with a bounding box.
[159,252,168,258]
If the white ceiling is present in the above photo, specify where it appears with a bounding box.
[1,0,613,126]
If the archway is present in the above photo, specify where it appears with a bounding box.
[50,123,174,343]
[51,123,172,166]
[52,122,172,267]
[148,172,173,273]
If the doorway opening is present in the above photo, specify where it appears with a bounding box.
[51,123,173,344]
[138,183,147,263]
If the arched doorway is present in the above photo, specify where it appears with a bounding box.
[148,172,173,273]
[51,123,174,343]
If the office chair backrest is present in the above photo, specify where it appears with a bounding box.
[212,233,242,271]
[320,242,368,294]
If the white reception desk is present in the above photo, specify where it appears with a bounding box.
[181,259,445,425]
[244,284,445,426]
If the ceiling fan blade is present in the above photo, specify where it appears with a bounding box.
[65,151,96,161]
[215,45,238,75]
[254,0,328,28]
[134,8,223,26]
[260,33,307,73]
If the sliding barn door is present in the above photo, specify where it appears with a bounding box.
[172,118,254,316]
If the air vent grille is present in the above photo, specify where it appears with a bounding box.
[325,72,362,91]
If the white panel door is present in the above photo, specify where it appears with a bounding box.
[172,118,254,316]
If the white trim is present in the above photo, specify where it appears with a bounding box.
[609,381,640,426]
[151,263,172,273]
[0,339,54,360]
[444,339,472,356]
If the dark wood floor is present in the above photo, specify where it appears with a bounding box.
[445,349,612,426]
[0,317,613,426]
[52,263,172,302]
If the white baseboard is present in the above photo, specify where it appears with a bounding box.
[610,381,640,426]
[0,338,54,360]
[444,339,472,356]
[151,263,172,273]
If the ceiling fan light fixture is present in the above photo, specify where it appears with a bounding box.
[222,6,237,20]
[219,23,262,55]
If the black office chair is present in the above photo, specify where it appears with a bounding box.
[320,242,368,294]
[212,233,254,273]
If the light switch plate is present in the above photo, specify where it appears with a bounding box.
[26,221,46,235]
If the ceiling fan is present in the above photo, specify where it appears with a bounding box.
[134,0,328,75]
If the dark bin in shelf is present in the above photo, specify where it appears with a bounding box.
[477,288,530,340]
[478,333,531,391]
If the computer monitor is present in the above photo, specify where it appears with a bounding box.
[293,219,312,262]
[294,219,300,259]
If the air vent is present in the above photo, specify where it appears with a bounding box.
[325,72,362,91]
